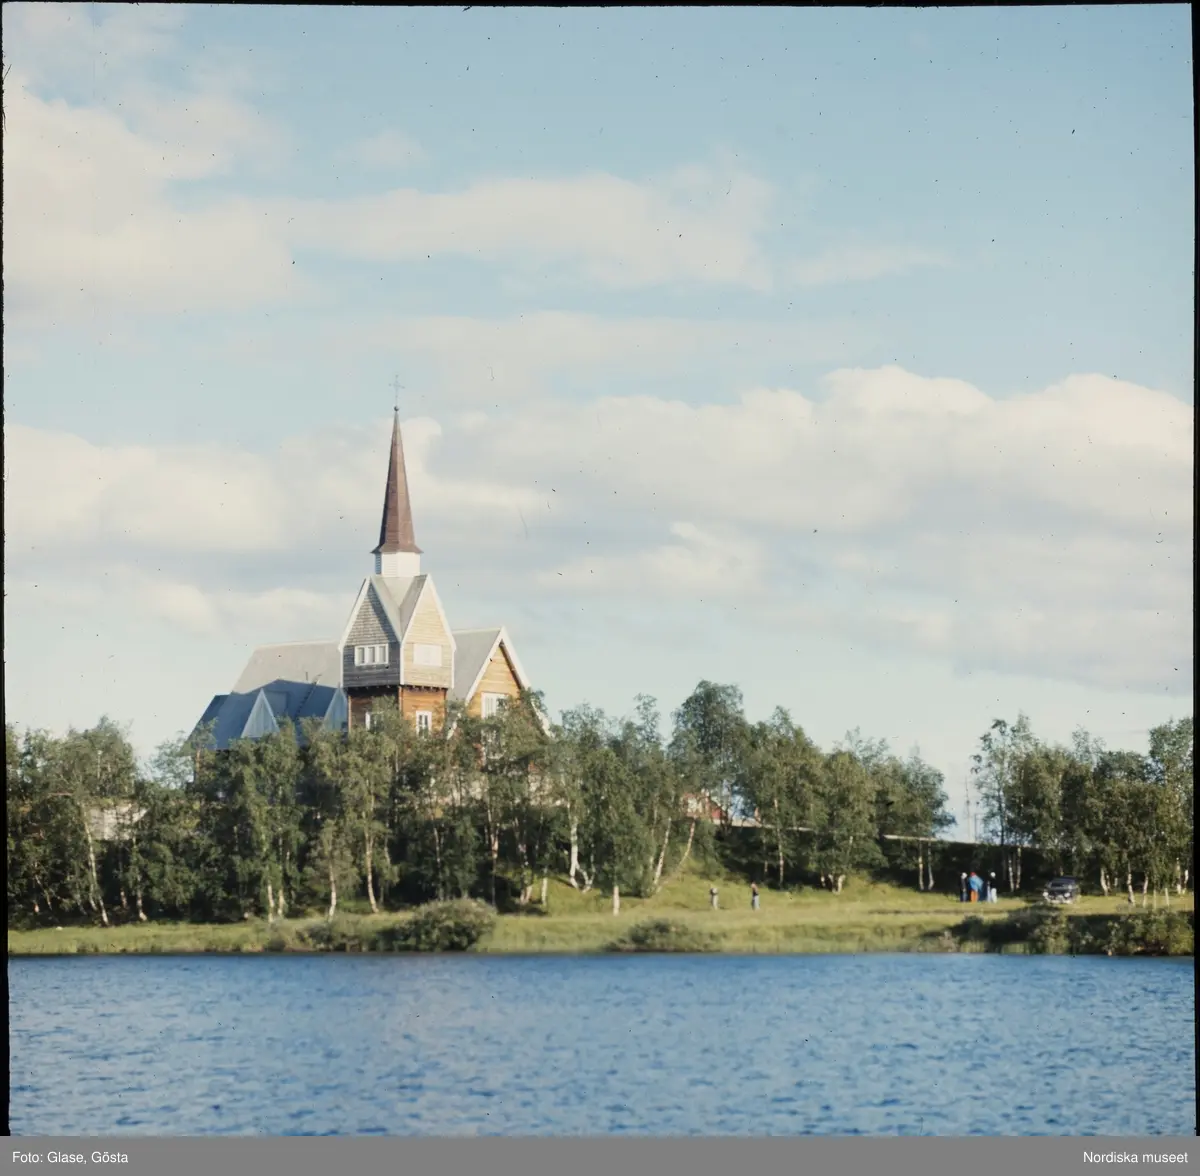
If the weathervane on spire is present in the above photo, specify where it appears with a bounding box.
[390,374,405,413]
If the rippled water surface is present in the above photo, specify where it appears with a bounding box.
[8,953,1195,1135]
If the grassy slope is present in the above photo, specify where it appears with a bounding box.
[8,863,1194,956]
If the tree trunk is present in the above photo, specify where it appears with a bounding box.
[327,864,338,920]
[1015,846,1022,890]
[835,874,845,893]
[925,850,934,893]
[1005,851,1014,894]
[119,888,128,911]
[1126,871,1136,905]
[81,809,109,927]
[567,818,581,889]
[365,831,378,914]
[266,880,277,925]
[489,831,500,908]
[1141,875,1149,908]
[678,819,697,872]
[1099,867,1110,896]
[773,798,785,889]
[917,844,925,892]
[135,888,147,922]
[540,874,549,907]
[431,822,445,902]
[611,884,620,916]
[652,821,671,890]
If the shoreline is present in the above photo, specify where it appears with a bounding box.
[9,897,1194,959]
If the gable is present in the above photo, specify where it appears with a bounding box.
[403,579,454,688]
[476,643,521,699]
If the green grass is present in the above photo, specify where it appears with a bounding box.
[9,867,1193,957]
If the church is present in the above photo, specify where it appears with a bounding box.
[195,410,531,748]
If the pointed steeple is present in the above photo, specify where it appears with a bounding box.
[373,409,422,576]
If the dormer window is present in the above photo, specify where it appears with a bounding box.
[354,644,389,667]
[482,692,505,719]
[415,710,433,735]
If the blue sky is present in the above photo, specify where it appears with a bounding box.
[3,4,1193,835]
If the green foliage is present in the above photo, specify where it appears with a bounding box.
[1103,910,1193,957]
[391,899,496,952]
[606,917,718,954]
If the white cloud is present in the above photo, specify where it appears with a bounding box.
[4,366,1191,749]
[343,128,427,170]
[283,165,777,290]
[539,522,764,599]
[2,70,306,323]
[791,244,950,285]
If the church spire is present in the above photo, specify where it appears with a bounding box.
[373,405,422,577]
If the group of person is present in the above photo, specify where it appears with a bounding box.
[709,884,760,910]
[710,874,999,909]
[960,870,998,903]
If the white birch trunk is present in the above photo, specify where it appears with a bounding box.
[917,845,925,892]
[327,865,338,921]
[1099,867,1110,896]
[266,880,277,925]
[1141,875,1149,908]
[611,884,620,916]
[567,818,581,889]
[540,875,549,907]
[1127,871,1136,904]
[365,831,378,914]
[925,851,934,892]
[652,822,671,890]
[835,874,846,893]
[81,810,109,927]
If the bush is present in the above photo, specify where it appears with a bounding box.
[1026,907,1071,955]
[606,918,717,954]
[1105,910,1194,957]
[296,914,373,952]
[392,900,496,952]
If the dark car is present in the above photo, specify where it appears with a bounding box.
[1043,877,1080,904]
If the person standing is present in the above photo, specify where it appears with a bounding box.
[968,871,982,903]
[960,872,969,903]
[751,883,760,911]
[988,872,999,903]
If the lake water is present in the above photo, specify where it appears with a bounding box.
[7,953,1195,1136]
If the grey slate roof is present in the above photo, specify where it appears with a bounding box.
[448,628,503,702]
[233,641,342,693]
[193,679,348,751]
[367,574,426,644]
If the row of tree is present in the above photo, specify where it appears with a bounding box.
[6,682,1192,927]
[970,714,1193,902]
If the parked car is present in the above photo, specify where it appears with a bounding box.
[1043,877,1080,904]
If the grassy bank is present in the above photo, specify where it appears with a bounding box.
[8,868,1194,957]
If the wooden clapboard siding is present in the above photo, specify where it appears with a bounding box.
[402,585,453,688]
[343,586,399,688]
[400,685,447,728]
[466,642,522,716]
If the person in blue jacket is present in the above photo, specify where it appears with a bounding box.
[968,871,983,903]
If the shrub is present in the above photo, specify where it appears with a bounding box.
[1026,907,1071,955]
[392,900,496,952]
[1105,910,1194,957]
[297,914,373,952]
[607,918,717,954]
